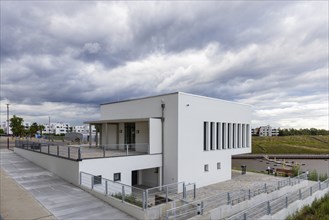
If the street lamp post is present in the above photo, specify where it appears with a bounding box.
[48,116,51,143]
[6,104,10,149]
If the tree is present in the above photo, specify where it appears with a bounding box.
[0,128,4,135]
[28,122,39,137]
[38,125,45,136]
[9,115,25,137]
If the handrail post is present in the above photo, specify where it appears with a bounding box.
[310,186,313,196]
[126,144,129,156]
[200,201,204,215]
[103,146,105,157]
[183,182,186,200]
[78,147,81,160]
[285,196,288,208]
[48,145,50,154]
[194,184,196,199]
[248,189,251,200]
[166,186,169,203]
[227,192,230,205]
[122,185,125,202]
[57,145,59,156]
[105,180,108,195]
[264,183,267,193]
[91,175,94,189]
[267,201,271,215]
[68,146,70,159]
[146,189,149,209]
[79,172,82,185]
[319,181,321,190]
[142,191,146,210]
[299,189,302,200]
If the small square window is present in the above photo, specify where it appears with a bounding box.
[114,173,121,181]
[217,162,221,170]
[204,164,209,172]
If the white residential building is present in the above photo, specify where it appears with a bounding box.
[1,121,12,135]
[73,125,96,134]
[84,92,252,188]
[258,125,279,136]
[42,122,71,135]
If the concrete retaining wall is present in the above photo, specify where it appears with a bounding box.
[208,180,310,219]
[81,185,177,219]
[261,188,329,219]
[14,148,80,185]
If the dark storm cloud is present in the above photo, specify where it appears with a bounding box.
[0,1,328,127]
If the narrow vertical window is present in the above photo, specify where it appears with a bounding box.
[242,124,246,148]
[228,123,231,149]
[238,124,241,148]
[203,122,207,151]
[210,122,213,150]
[246,124,250,148]
[222,123,226,149]
[233,124,236,148]
[216,122,220,150]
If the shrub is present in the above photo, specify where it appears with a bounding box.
[111,193,143,208]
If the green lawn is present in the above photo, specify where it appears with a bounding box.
[252,135,329,154]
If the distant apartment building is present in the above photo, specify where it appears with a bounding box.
[43,122,71,135]
[1,121,12,135]
[1,121,31,135]
[73,125,96,134]
[252,125,279,136]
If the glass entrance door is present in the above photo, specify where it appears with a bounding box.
[124,123,135,144]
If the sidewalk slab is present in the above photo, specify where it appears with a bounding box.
[0,150,134,220]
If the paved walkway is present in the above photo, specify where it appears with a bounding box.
[0,149,134,220]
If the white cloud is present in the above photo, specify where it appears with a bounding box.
[0,1,328,128]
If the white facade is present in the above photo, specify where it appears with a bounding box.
[73,125,96,134]
[258,125,279,136]
[42,122,71,135]
[1,121,12,134]
[86,92,252,188]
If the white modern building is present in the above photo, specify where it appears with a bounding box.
[73,125,96,134]
[84,92,252,188]
[253,125,279,136]
[42,122,71,135]
[1,121,12,135]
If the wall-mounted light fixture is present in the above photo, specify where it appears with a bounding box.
[119,129,123,133]
[136,130,140,134]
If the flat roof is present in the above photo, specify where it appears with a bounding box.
[84,118,155,124]
[101,92,179,105]
[101,91,251,107]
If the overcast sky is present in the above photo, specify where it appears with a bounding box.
[1,1,328,129]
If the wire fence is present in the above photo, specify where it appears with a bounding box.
[80,171,196,209]
[227,178,329,220]
[165,173,308,220]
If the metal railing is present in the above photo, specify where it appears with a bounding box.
[15,140,149,160]
[15,140,82,160]
[80,171,196,209]
[227,178,329,220]
[165,173,308,220]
